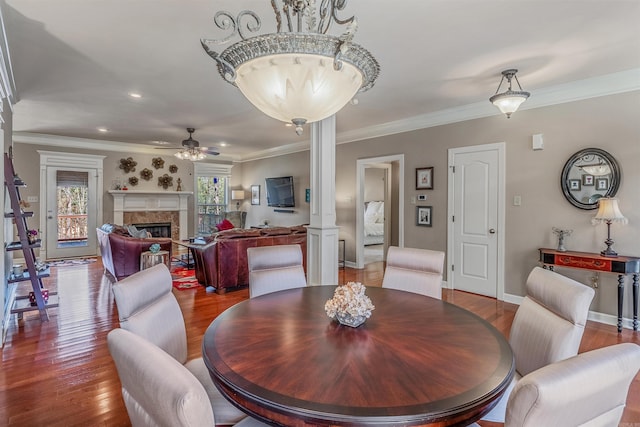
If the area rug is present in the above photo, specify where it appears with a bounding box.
[171,266,200,290]
[49,257,97,267]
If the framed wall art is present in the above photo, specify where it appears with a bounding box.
[582,174,594,186]
[251,185,260,205]
[416,206,432,227]
[596,178,609,191]
[569,179,581,191]
[416,167,433,190]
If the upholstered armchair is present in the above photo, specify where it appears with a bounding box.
[482,266,595,422]
[247,244,307,298]
[508,342,640,426]
[108,329,267,427]
[381,246,445,299]
[111,264,247,425]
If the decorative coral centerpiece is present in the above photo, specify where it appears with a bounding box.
[325,282,375,328]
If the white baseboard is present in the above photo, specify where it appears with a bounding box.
[503,292,635,331]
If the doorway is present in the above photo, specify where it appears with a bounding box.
[447,143,505,298]
[356,155,404,269]
[39,151,104,260]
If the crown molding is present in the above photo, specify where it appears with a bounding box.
[12,132,237,163]
[336,68,640,145]
[12,69,640,163]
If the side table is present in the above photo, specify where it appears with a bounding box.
[539,248,640,332]
[140,250,171,271]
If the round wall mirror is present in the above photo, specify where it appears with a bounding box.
[560,148,620,210]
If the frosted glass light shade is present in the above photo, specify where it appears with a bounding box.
[491,92,529,117]
[235,53,363,124]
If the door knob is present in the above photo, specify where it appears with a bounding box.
[489,228,496,234]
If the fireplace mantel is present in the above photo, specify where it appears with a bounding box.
[109,190,193,240]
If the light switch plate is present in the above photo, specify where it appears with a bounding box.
[27,196,39,203]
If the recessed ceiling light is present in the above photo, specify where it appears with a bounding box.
[285,123,293,127]
[97,127,108,132]
[129,92,142,99]
[153,140,169,145]
[219,142,228,147]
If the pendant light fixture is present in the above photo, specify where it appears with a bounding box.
[489,69,530,118]
[200,0,379,136]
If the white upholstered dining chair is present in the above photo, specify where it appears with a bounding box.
[482,266,595,422]
[247,244,307,298]
[470,343,640,426]
[108,328,267,427]
[111,264,247,425]
[381,246,445,299]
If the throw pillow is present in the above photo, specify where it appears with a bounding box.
[216,219,235,231]
[127,225,152,238]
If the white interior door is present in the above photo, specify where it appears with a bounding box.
[45,167,98,259]
[448,144,505,298]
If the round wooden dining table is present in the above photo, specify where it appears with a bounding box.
[202,286,514,426]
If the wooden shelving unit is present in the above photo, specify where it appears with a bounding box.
[4,153,58,322]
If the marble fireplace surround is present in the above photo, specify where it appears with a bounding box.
[108,190,192,241]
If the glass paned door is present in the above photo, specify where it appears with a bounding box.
[46,167,97,259]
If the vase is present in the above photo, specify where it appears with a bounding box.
[336,312,367,328]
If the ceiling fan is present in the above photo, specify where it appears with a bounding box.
[156,128,219,160]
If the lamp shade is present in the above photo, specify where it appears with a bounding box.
[235,53,363,125]
[231,190,245,201]
[592,198,628,224]
[490,92,529,117]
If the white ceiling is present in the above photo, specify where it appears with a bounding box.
[4,0,640,162]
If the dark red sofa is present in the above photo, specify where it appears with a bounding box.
[97,227,172,280]
[190,226,307,294]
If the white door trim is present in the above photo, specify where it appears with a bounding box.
[446,143,505,299]
[38,150,105,260]
[356,154,404,269]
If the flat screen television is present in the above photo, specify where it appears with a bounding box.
[265,176,295,208]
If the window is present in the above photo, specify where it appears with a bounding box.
[194,163,233,235]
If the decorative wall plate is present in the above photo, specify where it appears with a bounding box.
[152,157,165,169]
[140,168,153,181]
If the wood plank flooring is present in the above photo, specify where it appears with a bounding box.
[1,259,638,426]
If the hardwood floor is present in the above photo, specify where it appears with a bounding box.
[1,259,638,426]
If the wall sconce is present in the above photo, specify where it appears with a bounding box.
[231,190,245,211]
[489,69,530,118]
[591,197,628,257]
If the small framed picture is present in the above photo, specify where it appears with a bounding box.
[596,178,609,191]
[569,179,581,191]
[582,174,594,186]
[416,206,432,227]
[416,167,434,190]
[251,185,260,205]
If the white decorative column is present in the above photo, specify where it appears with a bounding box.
[307,116,339,286]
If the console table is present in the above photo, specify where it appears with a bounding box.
[539,248,640,332]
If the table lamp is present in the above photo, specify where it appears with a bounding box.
[591,197,627,257]
[231,190,245,211]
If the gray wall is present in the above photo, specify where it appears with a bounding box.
[241,91,640,320]
[9,91,640,322]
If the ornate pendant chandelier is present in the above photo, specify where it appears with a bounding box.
[201,0,380,135]
[489,69,530,118]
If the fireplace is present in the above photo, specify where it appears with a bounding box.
[109,190,192,241]
[132,222,172,238]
